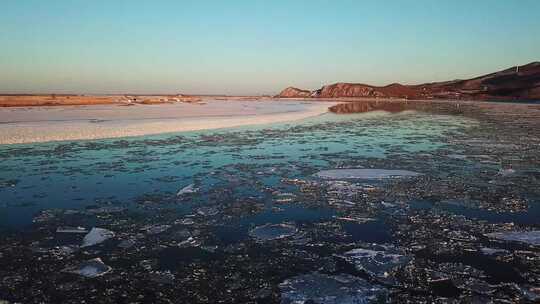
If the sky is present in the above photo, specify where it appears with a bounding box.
[1,0,539,95]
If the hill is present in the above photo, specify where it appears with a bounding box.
[277,62,540,100]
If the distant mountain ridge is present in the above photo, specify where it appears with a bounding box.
[277,62,540,100]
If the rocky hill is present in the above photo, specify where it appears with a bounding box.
[277,62,540,100]
[277,87,313,98]
[417,61,540,100]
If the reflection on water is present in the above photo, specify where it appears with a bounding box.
[1,102,540,303]
[329,100,412,114]
[328,100,465,115]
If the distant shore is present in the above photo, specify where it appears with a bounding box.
[0,99,335,145]
[2,94,538,108]
[0,94,209,107]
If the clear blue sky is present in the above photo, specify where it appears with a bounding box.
[1,0,539,95]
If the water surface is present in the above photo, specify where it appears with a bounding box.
[1,102,539,303]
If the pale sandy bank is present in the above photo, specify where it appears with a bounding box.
[0,99,334,145]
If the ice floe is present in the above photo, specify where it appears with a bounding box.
[142,224,171,235]
[86,206,125,214]
[485,230,540,246]
[81,227,115,247]
[518,285,540,302]
[196,206,219,217]
[177,183,198,196]
[64,258,112,278]
[338,245,412,282]
[56,226,88,234]
[148,270,176,285]
[315,169,422,180]
[498,168,516,177]
[279,272,387,304]
[117,238,137,249]
[480,247,509,256]
[249,223,298,241]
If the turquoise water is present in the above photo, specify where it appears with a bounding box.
[0,111,470,229]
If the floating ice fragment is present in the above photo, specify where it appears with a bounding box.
[65,258,112,278]
[117,238,136,249]
[249,223,298,241]
[177,183,198,196]
[456,278,496,295]
[142,224,171,235]
[518,285,540,302]
[447,154,468,160]
[81,227,115,247]
[279,272,387,304]
[275,193,296,203]
[315,169,422,180]
[498,168,516,177]
[56,226,88,234]
[148,271,175,285]
[338,245,412,282]
[33,210,58,223]
[86,206,125,214]
[325,180,368,198]
[175,217,195,225]
[178,236,201,248]
[380,201,396,208]
[480,247,509,256]
[196,206,219,217]
[485,231,540,246]
[50,245,79,256]
[335,216,375,224]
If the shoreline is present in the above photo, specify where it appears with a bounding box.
[0,100,335,145]
[2,98,538,145]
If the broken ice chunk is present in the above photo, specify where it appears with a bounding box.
[177,236,201,248]
[177,183,198,196]
[196,206,219,217]
[65,258,112,278]
[447,154,468,160]
[86,206,125,214]
[279,272,387,304]
[142,224,171,235]
[249,223,298,242]
[485,231,540,246]
[498,168,516,177]
[338,245,412,282]
[50,245,79,256]
[335,216,376,224]
[274,192,297,203]
[81,227,115,247]
[56,226,88,234]
[148,271,175,285]
[33,209,58,223]
[518,285,540,302]
[315,169,422,180]
[117,238,137,249]
[480,247,509,256]
[325,180,368,198]
[455,278,496,295]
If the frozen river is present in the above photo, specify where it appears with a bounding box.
[1,100,540,303]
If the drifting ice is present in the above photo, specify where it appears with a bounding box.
[315,169,422,180]
[81,227,115,247]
